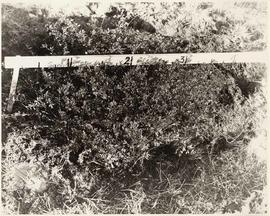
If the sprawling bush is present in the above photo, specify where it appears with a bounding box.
[2,2,267,58]
[2,3,266,176]
[1,3,267,214]
[4,62,244,173]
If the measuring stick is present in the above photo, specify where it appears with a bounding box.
[7,66,20,113]
[4,51,267,69]
[4,51,267,112]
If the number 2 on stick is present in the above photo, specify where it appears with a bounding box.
[124,56,133,65]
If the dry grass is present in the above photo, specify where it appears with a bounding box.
[2,131,267,214]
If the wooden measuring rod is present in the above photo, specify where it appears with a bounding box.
[4,51,267,113]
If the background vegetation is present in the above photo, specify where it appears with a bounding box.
[1,1,267,214]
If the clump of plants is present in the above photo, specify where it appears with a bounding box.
[5,62,246,174]
[1,2,267,214]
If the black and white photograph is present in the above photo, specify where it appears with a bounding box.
[1,0,268,214]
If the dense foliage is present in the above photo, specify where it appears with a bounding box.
[2,2,267,58]
[4,63,243,171]
[1,2,267,214]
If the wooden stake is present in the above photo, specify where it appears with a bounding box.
[7,66,20,113]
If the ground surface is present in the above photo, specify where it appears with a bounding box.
[1,1,268,214]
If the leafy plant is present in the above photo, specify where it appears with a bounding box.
[1,2,267,214]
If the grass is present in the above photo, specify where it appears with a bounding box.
[2,120,267,213]
[104,146,266,214]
